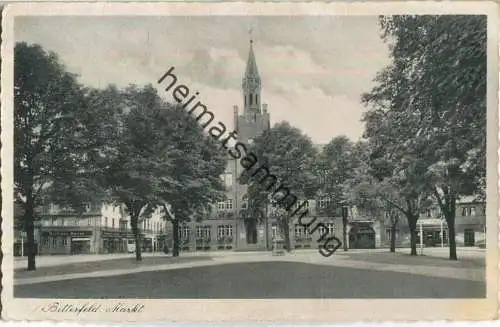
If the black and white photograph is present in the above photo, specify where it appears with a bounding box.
[1,1,498,323]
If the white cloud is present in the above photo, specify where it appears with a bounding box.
[15,15,389,143]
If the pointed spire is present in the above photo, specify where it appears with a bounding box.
[245,38,259,78]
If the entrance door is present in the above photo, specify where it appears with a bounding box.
[349,227,376,249]
[464,229,475,246]
[245,219,258,244]
[71,240,90,254]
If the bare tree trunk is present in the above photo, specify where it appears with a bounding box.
[445,194,458,261]
[131,214,142,261]
[172,219,180,257]
[435,189,458,260]
[342,216,348,251]
[447,219,457,260]
[25,189,36,271]
[407,216,418,256]
[281,218,291,252]
[390,223,397,253]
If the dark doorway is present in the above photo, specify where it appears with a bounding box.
[349,223,376,249]
[71,240,90,254]
[464,229,475,246]
[245,219,258,244]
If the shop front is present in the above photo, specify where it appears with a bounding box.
[101,230,133,253]
[41,230,93,255]
[417,218,448,247]
[348,221,376,249]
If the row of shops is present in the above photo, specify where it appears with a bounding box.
[14,228,166,256]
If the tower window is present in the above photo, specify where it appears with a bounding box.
[256,95,258,104]
[249,94,253,105]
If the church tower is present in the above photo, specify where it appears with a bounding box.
[233,38,270,143]
[242,39,261,119]
[229,37,271,250]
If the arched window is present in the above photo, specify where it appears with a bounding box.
[256,94,258,104]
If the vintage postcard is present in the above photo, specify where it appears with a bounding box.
[1,1,499,323]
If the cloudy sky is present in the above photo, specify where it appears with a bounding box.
[15,15,390,144]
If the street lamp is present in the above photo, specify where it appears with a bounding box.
[341,204,349,252]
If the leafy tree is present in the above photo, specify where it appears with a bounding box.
[366,15,487,260]
[157,105,227,257]
[104,85,180,261]
[14,43,110,270]
[243,122,317,251]
[360,92,433,256]
[315,136,359,251]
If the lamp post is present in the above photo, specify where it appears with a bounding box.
[341,204,349,252]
